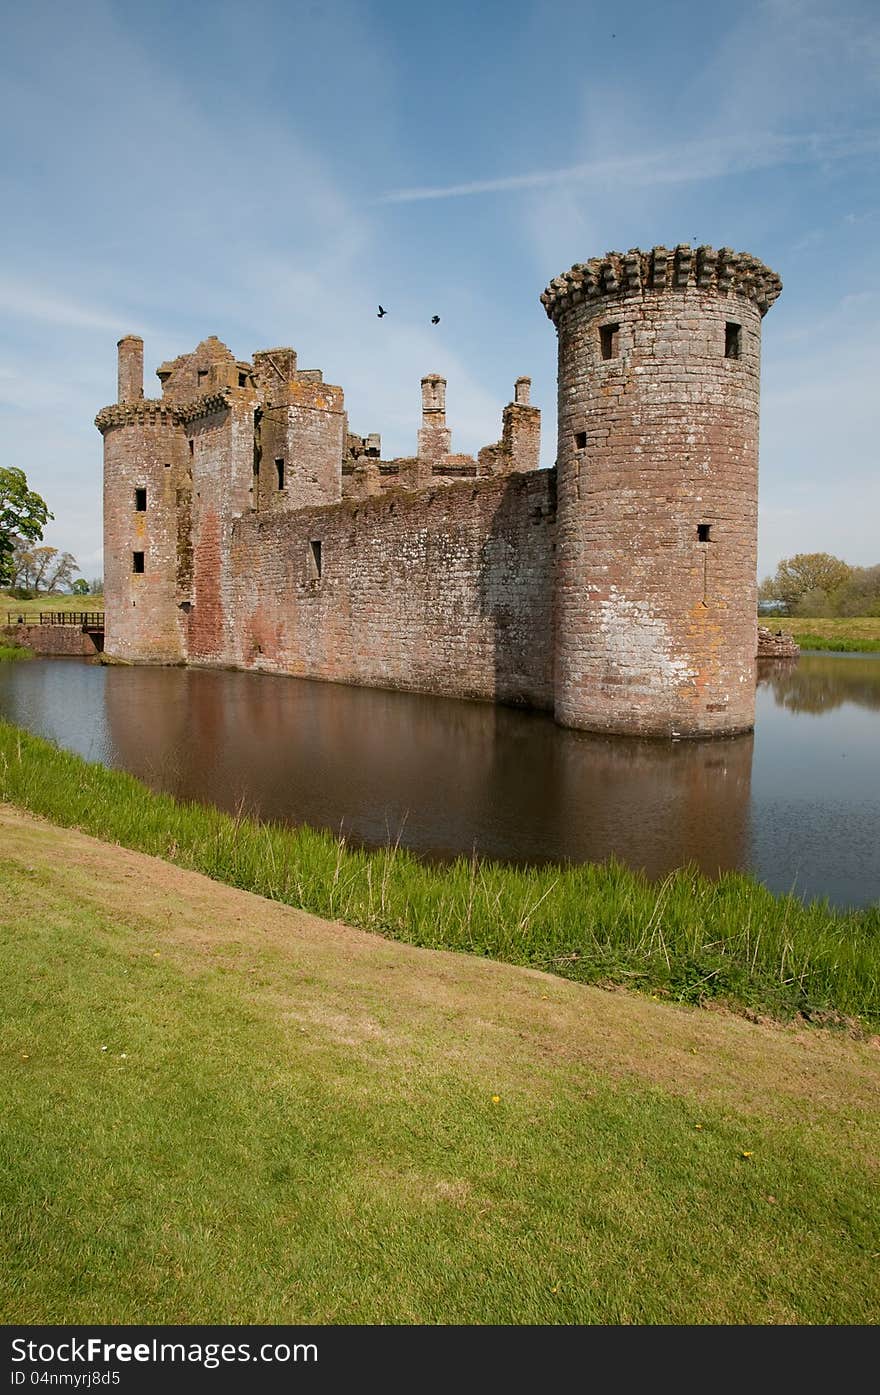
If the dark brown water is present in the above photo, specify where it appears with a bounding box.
[1,653,878,908]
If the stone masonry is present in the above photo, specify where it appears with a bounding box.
[97,243,781,737]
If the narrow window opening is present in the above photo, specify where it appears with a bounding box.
[134,487,147,511]
[310,540,322,579]
[275,458,285,490]
[238,372,247,387]
[132,551,145,574]
[164,461,171,469]
[725,322,741,359]
[197,368,209,386]
[599,322,620,360]
[189,439,194,456]
[697,523,711,543]
[574,431,587,450]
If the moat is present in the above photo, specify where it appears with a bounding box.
[1,653,878,909]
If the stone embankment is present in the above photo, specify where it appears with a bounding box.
[1,624,100,656]
[757,625,800,659]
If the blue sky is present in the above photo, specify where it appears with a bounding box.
[1,0,877,581]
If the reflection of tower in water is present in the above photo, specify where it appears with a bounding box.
[103,666,756,881]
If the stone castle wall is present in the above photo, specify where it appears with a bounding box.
[98,244,781,737]
[193,470,556,708]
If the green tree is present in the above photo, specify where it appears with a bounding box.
[72,578,90,596]
[0,468,52,588]
[759,552,852,611]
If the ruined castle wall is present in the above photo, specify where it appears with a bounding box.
[102,414,186,663]
[184,400,256,662]
[220,469,556,707]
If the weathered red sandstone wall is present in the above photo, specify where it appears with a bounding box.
[1,625,99,656]
[101,411,186,664]
[190,469,556,707]
[546,246,780,737]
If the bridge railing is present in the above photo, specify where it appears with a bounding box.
[5,611,105,629]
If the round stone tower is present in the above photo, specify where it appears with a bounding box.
[542,244,781,737]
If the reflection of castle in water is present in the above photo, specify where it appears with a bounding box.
[102,665,754,881]
[757,655,880,714]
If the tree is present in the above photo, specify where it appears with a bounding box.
[72,578,90,596]
[0,468,52,588]
[759,552,852,610]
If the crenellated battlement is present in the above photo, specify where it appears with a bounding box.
[95,400,176,433]
[95,390,232,434]
[540,244,782,324]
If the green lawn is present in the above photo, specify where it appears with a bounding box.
[2,808,878,1324]
[1,591,103,622]
[771,617,880,653]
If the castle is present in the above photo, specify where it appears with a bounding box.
[97,244,781,737]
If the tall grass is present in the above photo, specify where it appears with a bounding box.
[0,644,33,663]
[1,719,877,1026]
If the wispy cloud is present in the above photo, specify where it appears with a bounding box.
[380,129,880,204]
[0,278,136,334]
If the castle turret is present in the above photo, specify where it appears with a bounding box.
[417,374,451,466]
[97,359,185,664]
[117,335,144,404]
[542,244,781,737]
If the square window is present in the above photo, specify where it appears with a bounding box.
[574,431,587,450]
[132,551,145,573]
[134,487,147,511]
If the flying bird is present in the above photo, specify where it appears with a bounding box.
[431,315,440,324]
[377,305,387,317]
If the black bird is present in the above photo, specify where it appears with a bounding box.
[377,305,387,318]
[431,315,440,324]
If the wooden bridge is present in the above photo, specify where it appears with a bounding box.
[6,610,105,634]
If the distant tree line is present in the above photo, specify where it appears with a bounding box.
[759,553,880,617]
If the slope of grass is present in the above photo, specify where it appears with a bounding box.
[0,720,878,1028]
[1,810,878,1324]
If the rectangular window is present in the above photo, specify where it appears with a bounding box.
[310,540,322,579]
[189,439,194,456]
[197,368,209,386]
[574,431,587,450]
[238,372,247,387]
[599,323,620,360]
[697,523,711,542]
[134,487,147,511]
[276,458,285,490]
[132,551,145,573]
[725,322,741,359]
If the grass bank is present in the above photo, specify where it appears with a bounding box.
[1,721,877,1028]
[0,643,33,662]
[774,617,880,653]
[2,808,878,1324]
[1,592,103,622]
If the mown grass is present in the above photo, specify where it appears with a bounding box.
[0,643,33,663]
[1,824,878,1324]
[1,720,878,1028]
[775,617,880,653]
[1,591,103,621]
